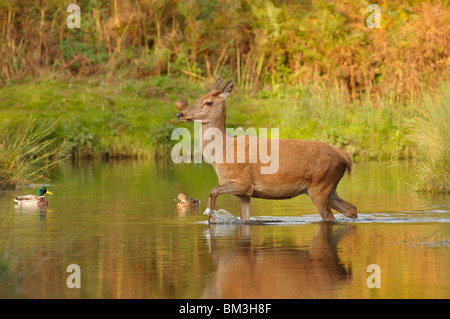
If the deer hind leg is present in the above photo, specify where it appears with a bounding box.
[308,187,336,221]
[329,189,358,218]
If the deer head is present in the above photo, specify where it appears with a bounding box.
[176,77,233,125]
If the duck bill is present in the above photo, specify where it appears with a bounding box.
[174,198,179,201]
[47,191,54,195]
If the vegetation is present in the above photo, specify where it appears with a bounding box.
[0,75,418,161]
[1,0,448,101]
[411,83,450,194]
[0,118,58,190]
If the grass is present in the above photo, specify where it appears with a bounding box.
[0,118,59,190]
[227,83,415,161]
[411,83,450,194]
[0,75,205,160]
[0,75,448,193]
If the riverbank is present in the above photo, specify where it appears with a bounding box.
[0,76,448,193]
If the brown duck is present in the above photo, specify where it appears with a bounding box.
[174,193,200,208]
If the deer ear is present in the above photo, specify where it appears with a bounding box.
[213,77,224,91]
[221,79,234,99]
[175,98,188,111]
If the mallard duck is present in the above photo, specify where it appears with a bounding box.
[14,186,53,209]
[174,193,200,208]
[175,98,188,111]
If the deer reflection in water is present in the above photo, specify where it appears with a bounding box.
[203,223,355,298]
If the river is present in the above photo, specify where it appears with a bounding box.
[0,160,448,298]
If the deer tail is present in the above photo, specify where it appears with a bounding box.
[343,151,353,177]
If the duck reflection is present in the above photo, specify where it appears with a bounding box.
[14,206,48,220]
[203,222,355,298]
[176,205,199,217]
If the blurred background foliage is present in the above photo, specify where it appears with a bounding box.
[0,0,448,101]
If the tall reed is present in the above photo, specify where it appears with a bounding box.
[411,83,450,194]
[0,118,59,190]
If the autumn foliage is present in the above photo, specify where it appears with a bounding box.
[0,0,448,100]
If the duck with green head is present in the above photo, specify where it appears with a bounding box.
[14,187,53,209]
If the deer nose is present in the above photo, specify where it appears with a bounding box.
[176,112,183,119]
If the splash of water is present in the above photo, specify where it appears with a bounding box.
[203,208,239,223]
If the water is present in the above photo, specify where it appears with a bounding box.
[0,160,448,298]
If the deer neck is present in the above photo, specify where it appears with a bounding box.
[201,104,227,149]
[200,104,227,166]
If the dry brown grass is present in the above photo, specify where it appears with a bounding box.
[0,0,448,100]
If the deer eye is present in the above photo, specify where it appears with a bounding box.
[205,101,213,106]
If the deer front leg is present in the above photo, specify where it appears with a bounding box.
[209,183,252,223]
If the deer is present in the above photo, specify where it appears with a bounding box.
[176,77,357,223]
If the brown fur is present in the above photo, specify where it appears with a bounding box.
[175,98,188,111]
[176,77,357,222]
